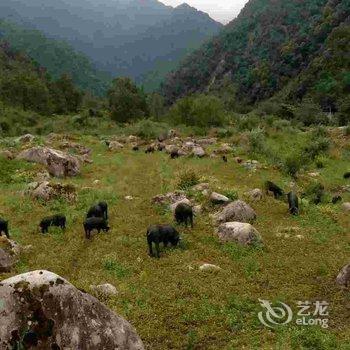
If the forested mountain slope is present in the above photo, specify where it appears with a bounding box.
[161,0,350,111]
[0,20,111,95]
[0,0,222,90]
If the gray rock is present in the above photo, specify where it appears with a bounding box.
[199,263,221,272]
[210,192,230,204]
[109,141,124,151]
[18,134,35,143]
[192,183,210,192]
[0,150,14,160]
[217,222,262,245]
[27,181,77,202]
[342,202,350,212]
[152,191,187,205]
[192,146,206,158]
[336,263,350,287]
[170,198,192,213]
[245,188,263,201]
[0,270,144,349]
[214,200,256,224]
[196,138,217,146]
[90,283,118,297]
[0,248,14,273]
[17,147,80,177]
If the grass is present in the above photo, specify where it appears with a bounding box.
[0,127,349,349]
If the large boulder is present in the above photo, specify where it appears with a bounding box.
[27,181,77,202]
[336,263,350,287]
[217,222,262,246]
[214,200,257,224]
[0,270,144,349]
[17,147,80,177]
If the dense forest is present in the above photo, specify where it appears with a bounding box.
[0,0,222,91]
[0,20,111,96]
[161,0,350,120]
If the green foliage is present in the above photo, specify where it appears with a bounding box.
[108,77,149,123]
[176,169,200,190]
[222,189,239,201]
[126,119,169,140]
[169,95,227,128]
[248,128,266,155]
[283,153,303,178]
[0,20,111,95]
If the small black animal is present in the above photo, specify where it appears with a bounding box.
[40,215,66,234]
[84,217,110,239]
[265,181,284,199]
[132,145,139,151]
[145,145,155,154]
[175,203,194,228]
[170,151,179,159]
[157,143,165,151]
[0,218,9,238]
[87,201,108,220]
[287,192,299,215]
[344,172,350,179]
[332,195,342,204]
[147,224,180,258]
[222,155,228,163]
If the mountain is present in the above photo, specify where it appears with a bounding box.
[0,20,111,96]
[161,0,350,111]
[0,0,222,90]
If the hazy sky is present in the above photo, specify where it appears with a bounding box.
[160,0,249,23]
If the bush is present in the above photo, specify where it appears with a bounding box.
[248,128,266,155]
[176,169,200,190]
[294,101,327,126]
[169,94,227,128]
[126,119,169,140]
[235,114,261,131]
[222,189,239,201]
[283,153,303,178]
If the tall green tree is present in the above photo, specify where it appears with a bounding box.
[108,77,149,123]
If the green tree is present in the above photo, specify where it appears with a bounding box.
[108,77,149,123]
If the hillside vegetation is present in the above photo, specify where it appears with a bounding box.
[161,0,350,116]
[0,122,349,349]
[0,20,111,95]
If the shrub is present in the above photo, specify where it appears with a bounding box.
[248,128,266,155]
[177,169,200,190]
[283,153,303,178]
[126,119,169,140]
[169,94,227,128]
[222,189,239,201]
[304,182,325,204]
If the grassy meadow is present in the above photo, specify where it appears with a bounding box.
[0,124,350,349]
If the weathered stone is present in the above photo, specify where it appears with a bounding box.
[0,237,20,272]
[192,183,210,192]
[214,200,256,224]
[199,263,221,272]
[17,147,80,177]
[336,263,350,287]
[170,198,192,213]
[165,144,179,154]
[214,144,233,154]
[210,192,230,204]
[196,138,216,146]
[27,181,77,202]
[17,134,35,143]
[342,202,350,212]
[192,146,206,158]
[152,191,187,205]
[109,141,124,151]
[245,188,263,201]
[0,270,144,349]
[90,283,118,297]
[217,222,262,246]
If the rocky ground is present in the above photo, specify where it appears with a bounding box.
[0,129,349,349]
